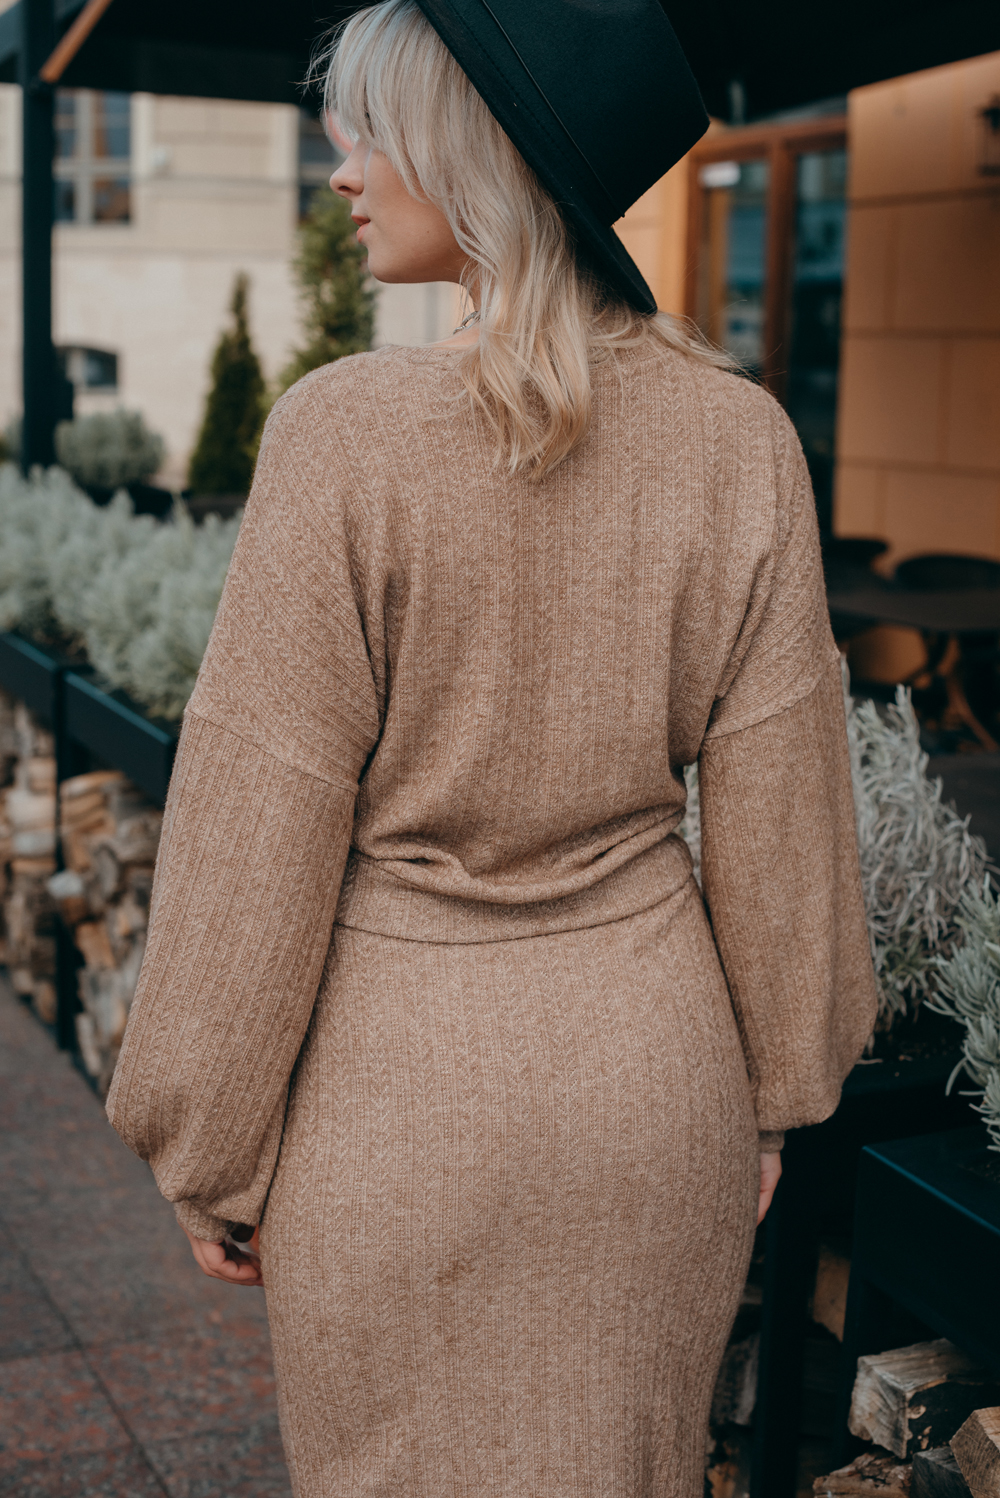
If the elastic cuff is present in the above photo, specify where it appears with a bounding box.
[173,1199,235,1243]
[758,1130,785,1153]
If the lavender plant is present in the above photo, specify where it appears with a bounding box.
[844,668,988,1027]
[927,877,1000,1152]
[0,462,239,720]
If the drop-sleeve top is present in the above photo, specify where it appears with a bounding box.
[107,340,878,1240]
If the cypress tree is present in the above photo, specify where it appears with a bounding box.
[187,273,265,496]
[277,187,376,392]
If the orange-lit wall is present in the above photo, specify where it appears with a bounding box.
[834,51,1000,567]
[613,155,691,316]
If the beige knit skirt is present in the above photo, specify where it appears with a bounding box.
[261,877,758,1497]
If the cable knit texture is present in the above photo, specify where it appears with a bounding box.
[107,340,877,1497]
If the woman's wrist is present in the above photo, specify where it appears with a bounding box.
[757,1130,784,1153]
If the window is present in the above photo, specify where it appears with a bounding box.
[57,346,118,392]
[54,90,131,224]
[686,116,848,532]
[298,108,342,218]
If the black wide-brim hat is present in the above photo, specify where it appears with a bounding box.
[349,0,709,314]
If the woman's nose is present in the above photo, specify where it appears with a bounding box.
[331,141,366,200]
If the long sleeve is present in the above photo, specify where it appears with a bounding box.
[106,373,381,1240]
[698,403,878,1139]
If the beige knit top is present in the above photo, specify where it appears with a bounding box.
[107,341,877,1241]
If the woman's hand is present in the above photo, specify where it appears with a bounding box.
[757,1152,782,1225]
[182,1223,264,1287]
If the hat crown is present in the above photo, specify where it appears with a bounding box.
[480,0,708,222]
[414,0,708,309]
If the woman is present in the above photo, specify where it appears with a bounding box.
[108,0,878,1492]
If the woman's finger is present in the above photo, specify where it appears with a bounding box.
[757,1151,782,1225]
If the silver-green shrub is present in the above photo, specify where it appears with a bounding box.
[55,409,165,489]
[0,462,239,719]
[927,878,1000,1151]
[845,669,988,1027]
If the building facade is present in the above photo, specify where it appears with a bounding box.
[0,85,460,487]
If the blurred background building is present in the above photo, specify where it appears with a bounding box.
[0,81,459,486]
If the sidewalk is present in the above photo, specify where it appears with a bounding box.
[0,977,292,1497]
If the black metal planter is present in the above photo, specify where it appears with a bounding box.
[833,1126,1000,1464]
[0,630,62,729]
[64,672,177,806]
[751,1048,979,1498]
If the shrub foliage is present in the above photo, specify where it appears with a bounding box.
[55,409,164,490]
[0,463,239,720]
[188,273,265,496]
[277,187,376,393]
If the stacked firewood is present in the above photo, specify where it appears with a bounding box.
[0,691,59,1023]
[0,686,163,1092]
[50,770,162,1091]
[815,1340,1000,1496]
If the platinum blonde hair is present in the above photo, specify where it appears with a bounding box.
[324,0,732,477]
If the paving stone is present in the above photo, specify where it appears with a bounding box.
[92,1333,279,1444]
[147,1416,292,1498]
[0,1445,164,1496]
[0,984,293,1494]
[0,1350,130,1471]
[0,1227,74,1363]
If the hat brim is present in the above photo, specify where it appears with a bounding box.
[411,0,661,315]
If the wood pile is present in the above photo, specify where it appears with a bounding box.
[952,1408,1000,1497]
[0,691,59,1023]
[814,1451,913,1495]
[0,685,163,1093]
[850,1341,1000,1460]
[51,769,161,1091]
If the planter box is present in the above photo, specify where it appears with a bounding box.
[832,1126,1000,1465]
[0,631,64,728]
[752,1047,978,1498]
[64,672,177,805]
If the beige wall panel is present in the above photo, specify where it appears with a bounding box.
[892,196,1000,334]
[613,156,689,316]
[833,461,886,539]
[0,252,17,428]
[837,335,944,465]
[883,468,1000,563]
[841,204,896,333]
[137,185,297,254]
[947,339,1000,471]
[848,53,1000,201]
[54,251,299,486]
[849,68,958,200]
[0,82,19,179]
[950,51,1000,191]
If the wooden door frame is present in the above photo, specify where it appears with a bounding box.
[684,116,848,403]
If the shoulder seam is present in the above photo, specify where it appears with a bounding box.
[183,707,360,796]
[701,645,842,746]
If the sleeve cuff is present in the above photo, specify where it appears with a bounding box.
[758,1130,785,1152]
[173,1199,236,1242]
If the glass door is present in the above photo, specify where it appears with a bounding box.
[686,118,848,533]
[696,157,770,378]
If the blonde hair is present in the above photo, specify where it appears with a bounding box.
[324,0,731,477]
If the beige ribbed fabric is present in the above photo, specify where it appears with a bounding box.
[108,341,877,1497]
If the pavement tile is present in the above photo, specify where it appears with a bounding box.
[0,1228,74,1363]
[0,1445,165,1496]
[0,985,291,1495]
[4,1226,271,1350]
[0,1350,130,1471]
[92,1333,279,1445]
[147,1416,292,1498]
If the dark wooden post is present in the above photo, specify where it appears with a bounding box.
[20,0,58,472]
